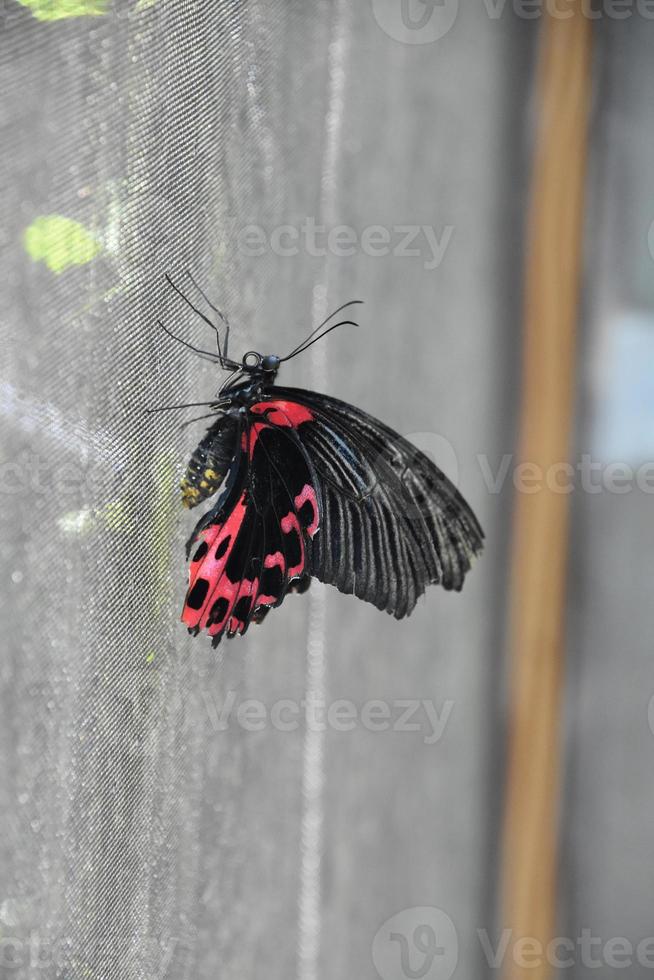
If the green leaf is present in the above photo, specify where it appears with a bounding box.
[16,0,107,20]
[24,215,102,274]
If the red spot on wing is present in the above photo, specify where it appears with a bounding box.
[244,400,315,458]
[256,592,278,607]
[294,484,319,537]
[251,400,314,427]
[264,550,285,570]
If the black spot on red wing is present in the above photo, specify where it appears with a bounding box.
[215,536,230,560]
[187,579,210,610]
[233,596,253,621]
[192,541,209,563]
[261,564,283,597]
[298,499,316,528]
[283,526,302,567]
[208,596,229,625]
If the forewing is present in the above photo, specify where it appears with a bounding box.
[267,386,484,618]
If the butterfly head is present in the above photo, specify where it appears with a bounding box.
[241,351,281,379]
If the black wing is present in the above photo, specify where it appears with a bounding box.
[267,386,484,618]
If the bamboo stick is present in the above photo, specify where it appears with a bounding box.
[500,9,593,980]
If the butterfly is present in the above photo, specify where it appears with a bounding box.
[154,275,484,648]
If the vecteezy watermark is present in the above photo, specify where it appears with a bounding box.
[480,0,654,21]
[477,453,654,495]
[202,692,454,745]
[0,452,106,499]
[93,669,456,748]
[404,440,654,498]
[370,0,460,44]
[477,928,654,970]
[2,447,654,503]
[372,907,459,980]
[370,0,654,47]
[372,911,654,979]
[237,221,454,271]
[0,931,185,975]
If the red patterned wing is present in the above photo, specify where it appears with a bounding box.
[182,401,319,647]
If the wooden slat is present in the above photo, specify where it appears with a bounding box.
[501,9,593,980]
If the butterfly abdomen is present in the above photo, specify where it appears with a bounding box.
[181,413,239,509]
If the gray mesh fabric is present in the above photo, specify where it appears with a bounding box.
[5,3,525,977]
[5,4,653,980]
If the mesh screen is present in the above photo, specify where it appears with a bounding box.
[2,3,532,978]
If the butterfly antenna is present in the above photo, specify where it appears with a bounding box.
[184,271,232,359]
[156,320,224,364]
[282,299,363,360]
[165,274,239,369]
[280,319,360,362]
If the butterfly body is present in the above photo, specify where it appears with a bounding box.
[180,413,239,508]
[179,353,484,647]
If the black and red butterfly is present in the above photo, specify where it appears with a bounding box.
[155,276,483,647]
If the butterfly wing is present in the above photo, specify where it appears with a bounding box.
[181,386,483,644]
[182,409,319,647]
[263,386,484,618]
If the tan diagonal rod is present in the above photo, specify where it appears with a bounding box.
[501,9,593,980]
